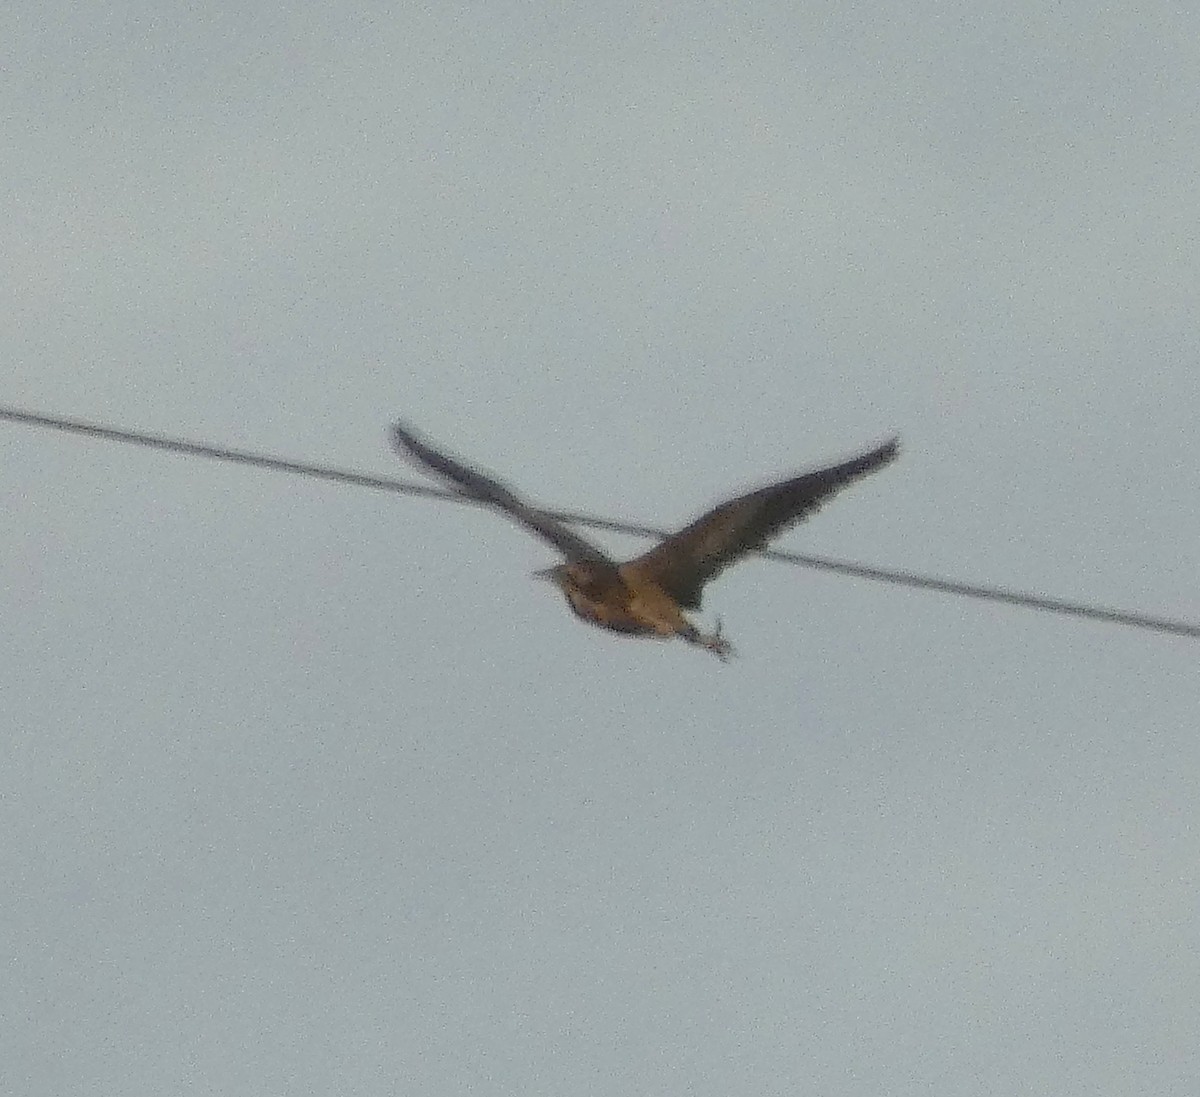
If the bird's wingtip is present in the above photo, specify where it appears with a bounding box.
[391,420,424,455]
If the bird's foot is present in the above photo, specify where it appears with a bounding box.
[702,618,736,662]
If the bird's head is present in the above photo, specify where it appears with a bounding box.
[532,563,571,590]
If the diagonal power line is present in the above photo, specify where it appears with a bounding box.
[2,403,1197,640]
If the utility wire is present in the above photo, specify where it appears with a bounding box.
[3,403,1197,640]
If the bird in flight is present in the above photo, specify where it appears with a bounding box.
[392,422,898,660]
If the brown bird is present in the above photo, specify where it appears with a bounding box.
[392,422,898,660]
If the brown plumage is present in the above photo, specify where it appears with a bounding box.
[392,422,898,660]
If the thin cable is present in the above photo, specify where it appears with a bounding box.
[3,403,1197,640]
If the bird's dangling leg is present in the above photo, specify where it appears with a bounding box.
[682,618,735,662]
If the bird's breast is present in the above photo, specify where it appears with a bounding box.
[563,586,659,635]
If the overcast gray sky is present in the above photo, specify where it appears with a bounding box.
[4,2,1199,1094]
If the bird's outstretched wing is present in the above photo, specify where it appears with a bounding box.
[621,438,899,608]
[392,422,616,566]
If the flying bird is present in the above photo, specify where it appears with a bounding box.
[392,422,898,660]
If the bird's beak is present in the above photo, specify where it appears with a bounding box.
[531,566,556,582]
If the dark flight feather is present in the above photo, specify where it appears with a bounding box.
[392,422,616,567]
[621,438,899,608]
